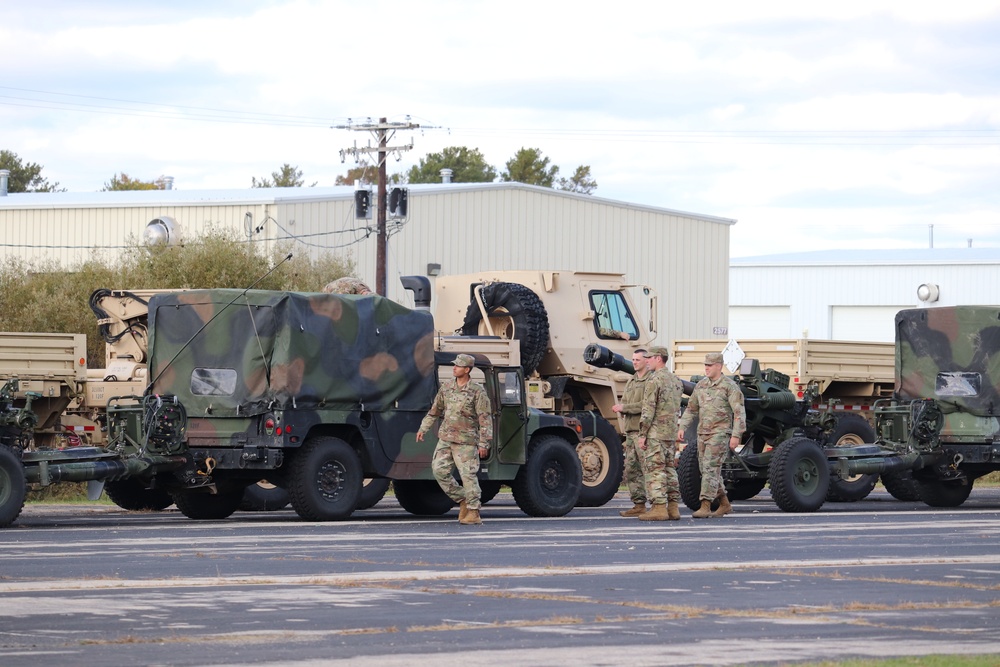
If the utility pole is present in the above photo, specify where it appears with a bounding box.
[335,117,419,296]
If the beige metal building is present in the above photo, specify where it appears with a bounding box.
[0,182,735,345]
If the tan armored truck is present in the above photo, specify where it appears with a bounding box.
[431,270,658,507]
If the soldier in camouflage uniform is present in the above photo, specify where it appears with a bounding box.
[612,348,650,517]
[677,352,747,519]
[636,346,684,521]
[416,353,493,525]
[323,277,372,295]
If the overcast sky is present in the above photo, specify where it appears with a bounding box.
[3,1,999,258]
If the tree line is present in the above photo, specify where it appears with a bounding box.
[1,147,597,194]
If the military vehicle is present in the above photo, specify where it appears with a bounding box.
[0,286,583,527]
[585,344,877,512]
[433,270,659,507]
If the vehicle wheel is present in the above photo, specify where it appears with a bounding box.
[288,436,362,521]
[824,414,878,502]
[172,486,244,520]
[480,480,502,505]
[917,478,974,507]
[0,446,26,528]
[357,478,391,510]
[460,282,550,375]
[511,435,582,517]
[105,479,174,511]
[677,443,702,511]
[394,479,455,515]
[768,436,830,513]
[881,469,921,501]
[569,412,623,507]
[239,480,290,511]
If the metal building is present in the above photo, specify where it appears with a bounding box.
[729,248,1000,342]
[0,182,735,346]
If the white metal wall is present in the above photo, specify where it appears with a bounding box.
[729,256,1000,342]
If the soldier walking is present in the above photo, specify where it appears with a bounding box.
[635,346,684,521]
[677,352,747,518]
[416,354,493,525]
[612,348,651,517]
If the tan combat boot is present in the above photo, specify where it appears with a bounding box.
[667,501,681,521]
[638,503,668,521]
[711,495,732,518]
[460,508,483,525]
[458,499,469,523]
[619,502,647,517]
[692,499,713,518]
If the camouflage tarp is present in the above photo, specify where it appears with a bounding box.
[895,306,1000,417]
[147,290,436,417]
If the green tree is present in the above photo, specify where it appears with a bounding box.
[252,164,317,188]
[557,165,598,195]
[0,149,63,192]
[501,147,559,187]
[407,146,497,183]
[102,173,166,191]
[335,166,406,186]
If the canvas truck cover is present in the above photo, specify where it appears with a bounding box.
[895,306,1000,417]
[147,290,436,417]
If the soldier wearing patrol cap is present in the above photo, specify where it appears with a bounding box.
[634,346,684,521]
[323,277,372,295]
[417,353,493,525]
[677,352,747,518]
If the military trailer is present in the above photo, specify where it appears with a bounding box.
[0,288,583,527]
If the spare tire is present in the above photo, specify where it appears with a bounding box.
[461,282,550,375]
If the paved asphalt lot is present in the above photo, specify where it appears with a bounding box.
[2,488,999,666]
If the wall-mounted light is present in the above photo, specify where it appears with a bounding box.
[917,283,940,303]
[427,263,442,277]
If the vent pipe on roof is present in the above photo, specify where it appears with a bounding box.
[440,168,452,183]
[0,169,8,196]
[162,176,174,190]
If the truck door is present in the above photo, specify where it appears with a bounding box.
[491,368,528,464]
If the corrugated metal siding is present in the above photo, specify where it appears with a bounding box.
[1,185,731,348]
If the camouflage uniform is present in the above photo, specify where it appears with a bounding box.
[678,374,747,501]
[619,370,650,505]
[323,277,372,295]
[638,366,684,504]
[418,375,493,510]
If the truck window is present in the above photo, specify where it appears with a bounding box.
[590,291,639,340]
[190,368,238,396]
[497,371,522,405]
[936,372,981,397]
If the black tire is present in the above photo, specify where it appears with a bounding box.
[768,436,830,513]
[480,480,502,505]
[0,447,26,528]
[288,436,362,521]
[357,478,391,510]
[917,478,974,508]
[105,479,174,511]
[677,443,702,511]
[460,282,550,375]
[239,481,290,511]
[172,487,244,520]
[511,435,582,517]
[824,414,878,502]
[570,413,623,507]
[881,469,921,501]
[394,479,455,515]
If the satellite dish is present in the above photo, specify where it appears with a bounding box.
[144,216,181,246]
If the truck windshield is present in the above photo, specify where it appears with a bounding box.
[590,291,638,340]
[936,372,981,397]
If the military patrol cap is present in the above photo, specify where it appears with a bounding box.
[704,352,724,365]
[644,346,670,358]
[453,354,476,367]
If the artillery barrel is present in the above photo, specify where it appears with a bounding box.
[583,344,634,374]
[24,454,188,485]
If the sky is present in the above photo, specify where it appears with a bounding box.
[3,0,1000,258]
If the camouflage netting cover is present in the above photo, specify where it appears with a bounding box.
[147,290,436,417]
[895,306,1000,416]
